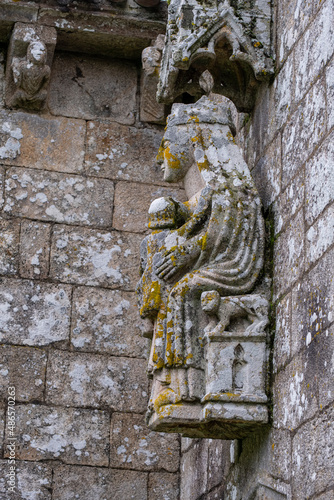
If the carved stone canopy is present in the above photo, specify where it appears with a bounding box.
[157,0,274,112]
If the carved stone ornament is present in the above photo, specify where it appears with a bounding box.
[157,0,274,112]
[137,97,269,439]
[140,35,167,124]
[5,24,57,111]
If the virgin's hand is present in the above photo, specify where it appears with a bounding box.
[156,247,188,282]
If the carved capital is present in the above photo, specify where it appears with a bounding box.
[5,23,57,112]
[157,0,274,112]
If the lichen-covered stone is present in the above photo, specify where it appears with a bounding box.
[85,121,166,185]
[4,166,114,227]
[0,345,46,402]
[0,217,20,276]
[306,204,334,265]
[273,351,318,431]
[45,351,148,412]
[275,168,304,235]
[0,278,71,346]
[149,472,180,500]
[52,465,148,500]
[4,404,109,466]
[0,110,85,173]
[282,79,326,188]
[0,166,4,209]
[19,220,51,279]
[274,210,304,299]
[113,181,186,233]
[0,407,4,456]
[292,405,334,498]
[305,132,334,225]
[251,136,281,210]
[326,56,334,129]
[48,53,137,124]
[50,225,142,290]
[180,440,208,499]
[273,293,291,374]
[71,287,148,358]
[110,412,180,471]
[0,460,52,500]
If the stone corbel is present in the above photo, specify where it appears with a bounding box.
[157,0,274,112]
[140,35,167,124]
[5,23,57,112]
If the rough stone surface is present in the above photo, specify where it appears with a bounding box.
[0,166,4,210]
[4,404,110,466]
[306,203,334,265]
[0,460,52,500]
[50,225,142,290]
[48,53,137,124]
[46,351,148,412]
[273,293,291,373]
[110,412,180,472]
[149,472,180,500]
[0,111,85,173]
[19,220,51,279]
[0,278,71,346]
[113,181,186,233]
[0,217,20,276]
[274,210,304,299]
[0,345,46,402]
[292,405,334,498]
[4,166,114,227]
[71,287,148,358]
[85,121,167,185]
[52,465,148,500]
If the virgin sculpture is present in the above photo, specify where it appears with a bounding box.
[137,97,269,439]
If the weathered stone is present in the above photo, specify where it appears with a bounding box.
[0,110,85,173]
[273,210,304,300]
[46,351,148,412]
[0,460,52,500]
[19,220,51,279]
[5,23,57,111]
[113,181,186,233]
[0,217,20,276]
[316,326,334,410]
[110,412,180,471]
[4,404,109,466]
[294,1,334,102]
[0,407,4,456]
[0,345,46,402]
[48,53,137,124]
[4,167,114,227]
[0,166,4,210]
[276,0,313,66]
[50,225,142,290]
[274,56,294,129]
[252,136,281,210]
[273,293,291,374]
[292,405,334,498]
[71,287,148,358]
[207,439,227,492]
[141,36,167,124]
[305,132,334,225]
[326,56,334,130]
[274,168,304,235]
[0,2,38,25]
[273,351,318,431]
[53,465,148,500]
[0,278,71,346]
[306,204,334,265]
[148,472,180,500]
[291,249,334,357]
[85,121,166,185]
[180,440,208,499]
[282,79,326,188]
[0,51,4,111]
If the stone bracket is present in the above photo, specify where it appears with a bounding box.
[5,23,57,111]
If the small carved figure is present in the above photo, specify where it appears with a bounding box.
[9,41,50,110]
[137,97,267,434]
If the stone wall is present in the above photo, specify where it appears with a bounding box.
[0,3,184,496]
[180,1,334,498]
[0,0,333,499]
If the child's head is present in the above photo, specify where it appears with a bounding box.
[148,197,178,230]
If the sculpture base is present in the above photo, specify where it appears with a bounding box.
[148,400,268,439]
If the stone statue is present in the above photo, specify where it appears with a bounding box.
[9,41,51,111]
[137,97,269,439]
